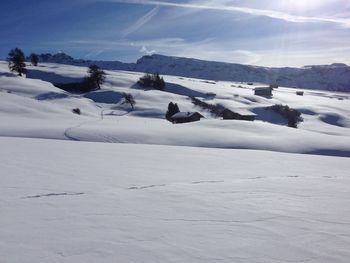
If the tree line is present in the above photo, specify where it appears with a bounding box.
[7,48,107,92]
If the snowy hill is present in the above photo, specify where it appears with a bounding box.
[1,61,350,156]
[32,53,350,92]
[1,60,350,262]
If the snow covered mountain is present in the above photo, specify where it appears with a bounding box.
[135,55,350,92]
[31,53,350,92]
[29,52,133,71]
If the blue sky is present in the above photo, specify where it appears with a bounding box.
[0,0,349,67]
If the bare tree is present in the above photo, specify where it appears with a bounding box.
[122,93,136,110]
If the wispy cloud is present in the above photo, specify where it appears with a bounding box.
[84,48,107,59]
[140,45,156,55]
[122,5,160,37]
[83,5,160,58]
[50,35,350,66]
[70,37,262,64]
[69,37,185,48]
[108,0,350,28]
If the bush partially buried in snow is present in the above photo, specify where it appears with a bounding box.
[72,108,81,115]
[270,104,303,128]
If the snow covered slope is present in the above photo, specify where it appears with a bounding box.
[1,59,349,263]
[1,137,349,263]
[1,61,350,157]
[33,53,350,92]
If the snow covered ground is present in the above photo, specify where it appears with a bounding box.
[1,137,349,263]
[0,61,349,262]
[1,61,349,156]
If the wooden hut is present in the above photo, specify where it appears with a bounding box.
[254,87,273,97]
[170,112,204,124]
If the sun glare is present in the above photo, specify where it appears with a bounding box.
[284,0,324,11]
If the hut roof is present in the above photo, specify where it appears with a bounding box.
[171,112,203,119]
[254,86,272,91]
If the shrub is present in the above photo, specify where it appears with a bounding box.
[202,80,216,84]
[206,92,216,98]
[270,104,303,128]
[138,72,165,90]
[166,102,180,121]
[72,108,81,115]
[122,93,136,110]
[7,48,26,76]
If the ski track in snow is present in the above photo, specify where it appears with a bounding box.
[64,108,123,143]
[63,120,94,141]
[63,93,140,142]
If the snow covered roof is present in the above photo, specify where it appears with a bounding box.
[171,112,202,119]
[254,87,272,91]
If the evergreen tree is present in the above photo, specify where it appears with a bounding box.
[166,102,180,120]
[86,64,106,90]
[138,73,153,87]
[154,72,165,90]
[138,72,165,90]
[174,103,179,113]
[7,48,26,76]
[30,53,39,66]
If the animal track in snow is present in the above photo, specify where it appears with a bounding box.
[191,180,224,184]
[128,184,167,190]
[23,192,84,199]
